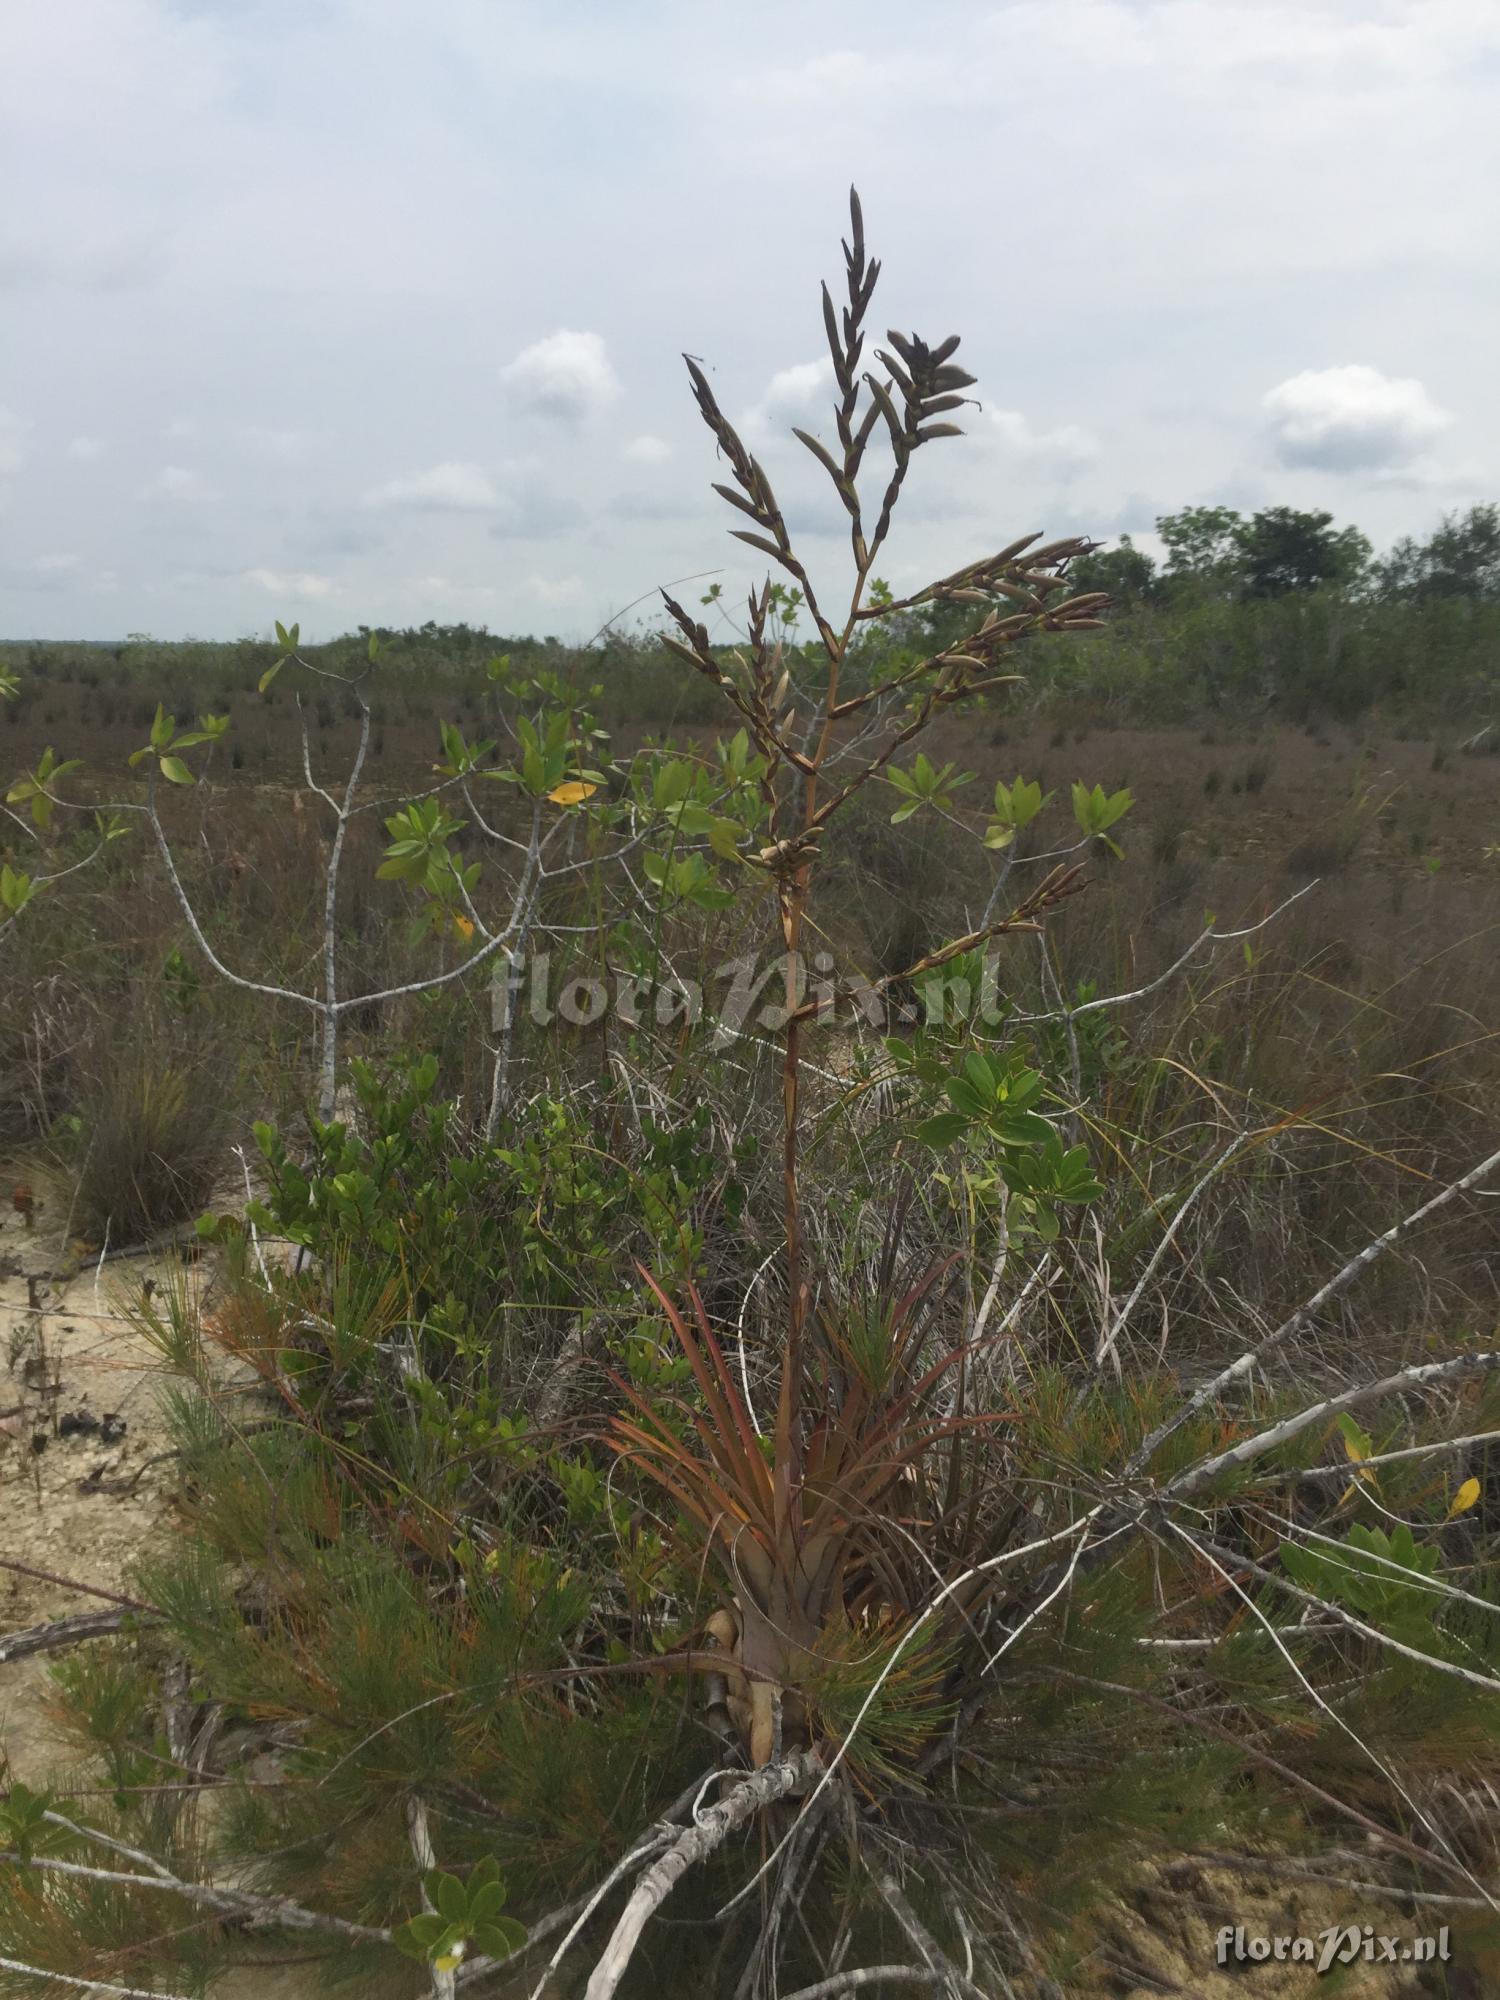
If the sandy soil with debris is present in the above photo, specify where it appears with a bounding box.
[0,1176,345,1997]
[0,1176,1465,1998]
[0,1176,187,1781]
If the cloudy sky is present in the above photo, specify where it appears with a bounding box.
[3,0,1497,641]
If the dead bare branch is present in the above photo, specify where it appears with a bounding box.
[582,1753,819,2000]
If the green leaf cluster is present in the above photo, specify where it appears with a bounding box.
[6,745,83,827]
[395,1858,526,1971]
[886,751,974,823]
[984,773,1051,849]
[1070,780,1133,856]
[1280,1521,1443,1644]
[127,703,230,785]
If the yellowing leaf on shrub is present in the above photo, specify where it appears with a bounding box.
[453,914,475,940]
[547,780,597,806]
[1446,1477,1481,1520]
[1336,1411,1375,1480]
[1334,1413,1377,1507]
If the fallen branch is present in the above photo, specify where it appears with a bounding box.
[1177,1527,1500,1699]
[874,1875,989,2000]
[582,1752,819,2000]
[0,1606,156,1665]
[1165,1347,1500,1500]
[1014,884,1319,1029]
[509,1827,675,2000]
[1277,1426,1500,1479]
[0,1959,193,2000]
[452,1767,733,1994]
[0,1850,390,1945]
[1187,1849,1494,1912]
[1125,1137,1500,1477]
[0,1558,158,1613]
[779,1973,944,2000]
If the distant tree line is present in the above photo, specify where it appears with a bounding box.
[1070,501,1500,607]
[5,504,1497,738]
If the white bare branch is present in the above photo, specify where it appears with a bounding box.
[1177,1526,1500,1701]
[1165,1519,1498,1910]
[582,1753,819,2000]
[0,1957,194,2000]
[1094,1130,1259,1370]
[315,691,372,1120]
[1014,883,1319,1028]
[0,1850,390,1945]
[1165,1347,1500,1499]
[777,1971,943,2000]
[1126,1138,1500,1477]
[874,1875,989,2000]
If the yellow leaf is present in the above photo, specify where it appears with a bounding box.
[1337,1415,1374,1482]
[454,914,475,940]
[1446,1477,1481,1520]
[547,780,598,806]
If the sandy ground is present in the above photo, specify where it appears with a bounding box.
[0,1179,1468,1998]
[0,1180,348,1997]
[0,1179,187,1783]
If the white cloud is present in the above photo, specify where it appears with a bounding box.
[244,567,338,600]
[1262,365,1453,472]
[30,553,80,575]
[360,461,499,511]
[980,407,1100,474]
[139,465,217,503]
[744,358,837,439]
[524,573,585,606]
[66,435,105,461]
[623,434,672,464]
[762,358,836,415]
[744,364,848,450]
[398,575,501,607]
[501,330,621,421]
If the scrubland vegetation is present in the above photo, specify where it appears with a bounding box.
[2,196,1500,1998]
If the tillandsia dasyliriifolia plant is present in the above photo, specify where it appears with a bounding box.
[623,187,1111,1766]
[612,1254,1014,1771]
[660,189,1106,1371]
